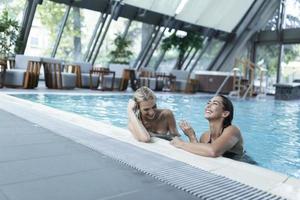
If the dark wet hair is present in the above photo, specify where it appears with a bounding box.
[217,95,234,128]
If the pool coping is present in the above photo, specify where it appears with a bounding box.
[0,92,299,200]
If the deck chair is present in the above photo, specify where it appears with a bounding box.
[42,58,76,89]
[170,69,191,92]
[4,55,42,89]
[72,62,98,89]
[102,64,129,91]
[138,67,164,91]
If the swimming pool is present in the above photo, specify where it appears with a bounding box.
[12,93,300,179]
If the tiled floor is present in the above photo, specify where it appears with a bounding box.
[0,110,199,200]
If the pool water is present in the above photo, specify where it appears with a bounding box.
[12,93,300,179]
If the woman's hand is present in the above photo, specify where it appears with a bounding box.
[128,99,137,113]
[179,120,198,143]
[170,136,184,148]
[179,120,195,137]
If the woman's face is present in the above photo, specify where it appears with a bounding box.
[138,99,157,120]
[204,96,225,120]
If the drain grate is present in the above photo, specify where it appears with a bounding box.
[85,138,285,200]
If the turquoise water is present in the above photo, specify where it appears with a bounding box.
[12,93,300,178]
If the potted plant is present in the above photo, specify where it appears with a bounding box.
[109,32,133,66]
[0,9,19,59]
[108,33,134,90]
[161,31,203,70]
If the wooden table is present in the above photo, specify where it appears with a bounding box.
[120,69,137,91]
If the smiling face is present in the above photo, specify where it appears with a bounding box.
[204,96,229,121]
[138,99,158,120]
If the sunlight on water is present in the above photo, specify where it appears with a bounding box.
[13,94,300,178]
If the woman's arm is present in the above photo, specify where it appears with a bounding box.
[171,126,241,157]
[127,99,151,142]
[165,109,180,137]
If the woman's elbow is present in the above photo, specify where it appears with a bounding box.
[137,136,151,143]
[207,149,222,158]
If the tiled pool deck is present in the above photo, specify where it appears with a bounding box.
[0,87,299,200]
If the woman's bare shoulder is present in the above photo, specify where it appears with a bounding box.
[200,131,210,143]
[223,125,241,136]
[161,109,174,116]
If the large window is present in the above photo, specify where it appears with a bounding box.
[255,44,279,94]
[285,0,300,29]
[0,0,27,55]
[262,8,279,31]
[192,38,225,72]
[56,7,101,62]
[94,17,141,66]
[0,0,26,22]
[281,44,300,82]
[24,0,67,57]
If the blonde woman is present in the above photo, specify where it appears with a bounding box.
[128,86,180,142]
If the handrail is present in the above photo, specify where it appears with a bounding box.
[242,79,254,99]
[214,73,232,96]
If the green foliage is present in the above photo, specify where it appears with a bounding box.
[109,33,133,64]
[256,44,300,76]
[0,9,19,56]
[37,0,83,60]
[161,31,204,69]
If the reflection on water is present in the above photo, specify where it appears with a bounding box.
[13,94,300,178]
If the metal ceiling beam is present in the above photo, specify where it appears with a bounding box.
[17,0,42,54]
[86,12,109,62]
[91,1,119,65]
[254,28,300,44]
[51,5,71,58]
[84,13,104,62]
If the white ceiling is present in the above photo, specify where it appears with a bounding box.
[123,0,254,32]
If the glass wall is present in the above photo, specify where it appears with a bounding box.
[24,0,67,57]
[55,7,101,62]
[284,0,300,29]
[0,0,27,55]
[192,38,225,72]
[281,44,300,82]
[156,48,179,73]
[94,18,142,67]
[0,0,26,21]
[255,44,280,94]
[262,8,279,31]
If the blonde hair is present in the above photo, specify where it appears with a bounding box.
[133,86,156,104]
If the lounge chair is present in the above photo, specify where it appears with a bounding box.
[138,67,164,91]
[102,64,129,91]
[4,55,41,89]
[42,58,76,89]
[170,69,191,92]
[72,62,98,89]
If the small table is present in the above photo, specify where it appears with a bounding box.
[90,69,115,91]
